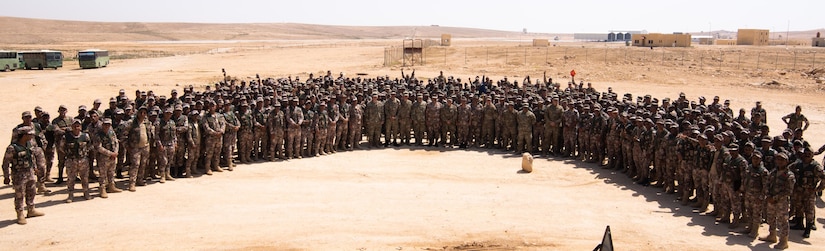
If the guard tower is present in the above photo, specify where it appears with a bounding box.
[403,39,424,66]
[441,34,452,46]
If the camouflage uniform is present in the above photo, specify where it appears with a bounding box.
[542,102,563,155]
[173,111,189,176]
[515,106,536,153]
[481,101,497,148]
[744,158,768,233]
[202,110,225,173]
[185,112,201,176]
[268,105,285,160]
[156,115,177,181]
[766,165,794,242]
[237,107,254,163]
[425,99,442,146]
[324,102,339,153]
[336,102,351,150]
[440,101,458,146]
[791,158,825,234]
[720,152,747,226]
[253,105,269,159]
[500,105,518,151]
[63,129,92,201]
[286,104,303,158]
[365,99,383,147]
[222,107,240,168]
[3,140,37,213]
[383,95,400,145]
[411,97,427,145]
[127,116,152,189]
[348,102,363,149]
[397,97,413,145]
[456,102,472,147]
[315,106,331,155]
[51,113,73,182]
[93,123,119,194]
[470,100,484,147]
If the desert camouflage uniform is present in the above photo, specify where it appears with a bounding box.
[301,106,317,155]
[397,98,412,145]
[3,142,37,211]
[63,130,92,199]
[425,100,442,146]
[791,160,825,227]
[348,103,363,149]
[365,100,383,147]
[383,96,400,145]
[439,102,457,146]
[156,117,176,180]
[315,107,330,155]
[766,167,794,239]
[93,126,118,190]
[286,105,303,158]
[456,103,472,147]
[253,106,269,159]
[481,101,497,148]
[410,98,427,145]
[744,160,768,231]
[185,114,201,176]
[222,108,240,168]
[542,103,563,155]
[237,108,254,163]
[268,107,285,160]
[515,107,536,153]
[202,111,225,173]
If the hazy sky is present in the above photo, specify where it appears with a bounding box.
[2,0,821,34]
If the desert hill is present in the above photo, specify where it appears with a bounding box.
[0,16,554,44]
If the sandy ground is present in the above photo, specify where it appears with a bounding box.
[0,41,824,250]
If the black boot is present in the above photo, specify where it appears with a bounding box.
[791,217,805,230]
[803,221,812,238]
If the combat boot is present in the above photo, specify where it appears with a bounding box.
[16,210,26,225]
[83,191,91,200]
[775,236,788,249]
[107,182,122,193]
[66,192,74,203]
[790,217,805,230]
[100,186,108,198]
[26,206,44,218]
[729,217,740,229]
[128,183,136,192]
[213,166,223,172]
[760,229,777,243]
[748,222,760,238]
[699,198,710,213]
[37,183,51,195]
[803,222,812,238]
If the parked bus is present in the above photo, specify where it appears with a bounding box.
[78,49,110,69]
[0,50,20,71]
[19,50,63,70]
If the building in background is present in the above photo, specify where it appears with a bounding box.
[737,29,769,46]
[631,33,692,47]
[814,32,825,47]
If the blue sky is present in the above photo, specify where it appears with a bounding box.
[2,0,821,33]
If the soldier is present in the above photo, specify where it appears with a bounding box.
[126,107,151,191]
[12,111,50,194]
[286,98,304,158]
[440,97,458,147]
[253,98,269,159]
[63,119,92,202]
[721,145,747,229]
[315,102,331,155]
[173,105,189,177]
[790,149,825,238]
[114,107,131,179]
[501,102,518,151]
[201,101,224,174]
[38,112,56,183]
[3,126,46,224]
[781,105,809,132]
[51,105,73,184]
[542,97,563,156]
[156,108,177,182]
[324,97,339,154]
[744,152,768,238]
[425,95,442,146]
[383,92,400,146]
[365,94,383,148]
[94,118,121,198]
[397,93,413,145]
[456,97,472,148]
[411,94,427,146]
[185,111,201,177]
[301,101,317,155]
[237,102,254,163]
[268,101,285,160]
[470,95,484,148]
[336,96,350,150]
[760,152,794,249]
[222,103,240,170]
[515,102,536,153]
[481,96,497,148]
[348,97,363,150]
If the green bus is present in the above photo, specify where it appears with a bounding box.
[19,50,63,70]
[0,50,20,71]
[78,49,110,69]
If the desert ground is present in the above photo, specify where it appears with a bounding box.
[1,18,825,250]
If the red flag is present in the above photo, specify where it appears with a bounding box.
[570,70,576,77]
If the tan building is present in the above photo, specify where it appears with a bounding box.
[814,37,825,47]
[716,39,737,45]
[440,34,451,46]
[532,39,549,47]
[631,33,691,47]
[737,29,769,46]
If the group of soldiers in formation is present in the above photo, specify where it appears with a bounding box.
[3,69,824,249]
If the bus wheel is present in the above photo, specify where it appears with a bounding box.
[38,64,44,70]
[3,65,8,72]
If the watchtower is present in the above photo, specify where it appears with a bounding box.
[402,39,424,66]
